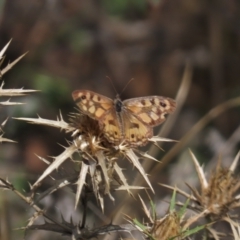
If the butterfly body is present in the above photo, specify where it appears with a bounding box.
[114,96,123,113]
[72,90,176,146]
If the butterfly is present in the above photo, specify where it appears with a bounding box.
[72,90,176,147]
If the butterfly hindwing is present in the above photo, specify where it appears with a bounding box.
[100,110,122,144]
[122,110,152,146]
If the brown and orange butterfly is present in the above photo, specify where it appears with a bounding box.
[72,90,176,147]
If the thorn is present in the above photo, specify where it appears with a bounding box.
[0,39,12,59]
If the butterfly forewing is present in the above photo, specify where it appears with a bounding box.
[72,90,114,120]
[123,96,176,127]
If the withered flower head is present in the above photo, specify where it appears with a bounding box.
[131,193,203,240]
[162,150,240,222]
[187,151,240,220]
[202,166,239,217]
[70,112,109,157]
[151,212,181,240]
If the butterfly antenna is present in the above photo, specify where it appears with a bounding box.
[120,78,134,96]
[106,76,118,95]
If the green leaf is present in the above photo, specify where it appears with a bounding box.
[178,198,190,219]
[169,188,177,212]
[133,218,147,231]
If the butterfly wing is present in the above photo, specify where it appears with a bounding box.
[72,90,115,119]
[122,96,176,146]
[123,96,176,127]
[121,110,152,146]
[100,110,123,144]
[72,90,123,143]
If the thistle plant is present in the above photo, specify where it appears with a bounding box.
[161,150,240,239]
[130,190,206,240]
[1,92,175,239]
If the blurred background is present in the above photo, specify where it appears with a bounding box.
[0,0,240,239]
